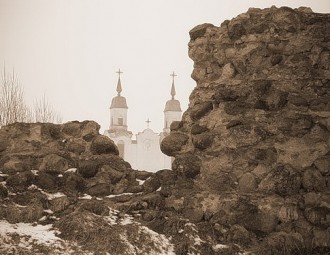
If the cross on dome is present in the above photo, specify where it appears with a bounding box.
[116,68,123,78]
[116,68,123,95]
[146,118,151,128]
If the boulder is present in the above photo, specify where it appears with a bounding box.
[101,165,125,184]
[6,171,35,192]
[156,169,177,186]
[78,160,101,178]
[90,135,119,155]
[258,165,301,196]
[304,207,330,227]
[35,172,57,191]
[143,175,161,193]
[86,183,112,196]
[189,101,213,121]
[189,23,214,40]
[62,121,81,137]
[238,173,258,192]
[48,195,71,213]
[62,172,87,193]
[160,132,189,156]
[172,153,201,179]
[226,225,253,245]
[39,154,70,174]
[302,167,326,192]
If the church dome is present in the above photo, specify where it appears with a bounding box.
[110,96,128,109]
[164,99,181,112]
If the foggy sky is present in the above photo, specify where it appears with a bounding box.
[0,0,329,134]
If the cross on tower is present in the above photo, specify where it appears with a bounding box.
[170,71,177,82]
[146,118,151,128]
[116,68,123,78]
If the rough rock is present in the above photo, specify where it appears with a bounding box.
[160,132,189,156]
[90,135,119,155]
[162,6,330,253]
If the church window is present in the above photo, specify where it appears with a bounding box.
[118,117,123,125]
[117,140,125,158]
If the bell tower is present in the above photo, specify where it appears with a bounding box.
[109,69,128,131]
[163,72,182,133]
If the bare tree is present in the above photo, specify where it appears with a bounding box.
[0,66,32,126]
[0,66,62,127]
[34,93,62,123]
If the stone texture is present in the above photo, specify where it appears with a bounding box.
[39,153,70,174]
[90,135,119,155]
[162,6,330,252]
[160,132,189,156]
[0,121,142,208]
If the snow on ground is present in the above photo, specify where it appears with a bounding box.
[0,199,176,254]
[0,220,60,244]
[139,226,176,255]
[27,184,67,201]
[0,220,92,254]
[103,207,176,254]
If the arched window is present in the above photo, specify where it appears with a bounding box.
[117,140,125,158]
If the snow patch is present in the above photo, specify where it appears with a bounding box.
[79,194,92,200]
[44,209,54,214]
[137,179,145,185]
[30,170,39,175]
[28,184,38,190]
[65,168,77,173]
[106,192,142,198]
[212,243,230,252]
[0,220,60,244]
[40,190,66,200]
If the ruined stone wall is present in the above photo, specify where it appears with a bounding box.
[0,121,149,198]
[161,6,330,251]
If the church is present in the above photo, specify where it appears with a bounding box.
[104,70,182,172]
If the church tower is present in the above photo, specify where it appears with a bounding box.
[109,69,128,131]
[163,72,182,133]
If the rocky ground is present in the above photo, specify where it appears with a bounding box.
[0,6,330,255]
[0,121,223,254]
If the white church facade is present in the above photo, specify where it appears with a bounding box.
[104,70,182,172]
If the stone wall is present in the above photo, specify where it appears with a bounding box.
[161,6,330,252]
[0,121,151,199]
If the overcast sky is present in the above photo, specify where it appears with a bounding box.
[1,0,329,134]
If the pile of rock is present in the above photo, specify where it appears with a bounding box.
[161,6,329,253]
[0,121,207,254]
[0,121,154,220]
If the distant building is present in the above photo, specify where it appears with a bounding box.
[104,70,182,172]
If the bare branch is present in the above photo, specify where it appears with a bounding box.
[0,66,31,126]
[34,93,62,123]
